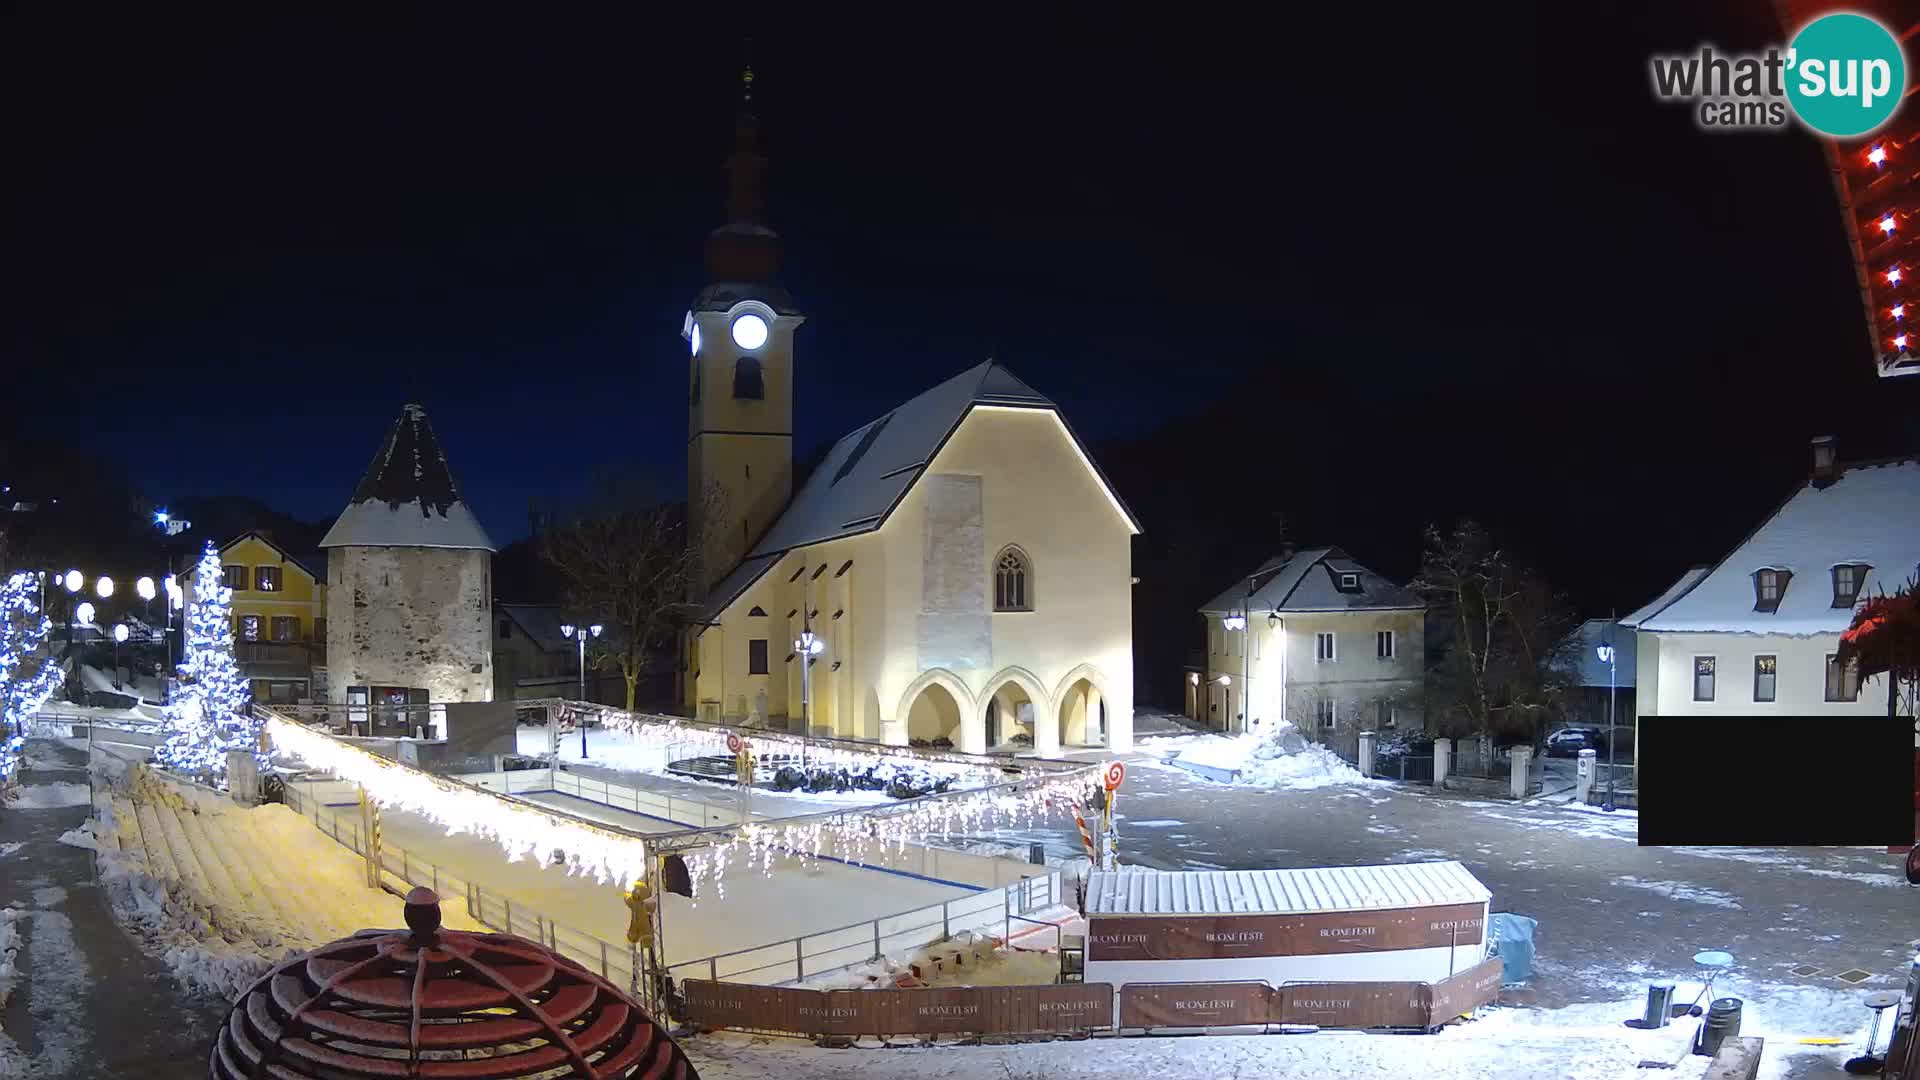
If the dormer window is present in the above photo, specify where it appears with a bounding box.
[1752,569,1791,613]
[1831,563,1870,608]
[1338,572,1360,592]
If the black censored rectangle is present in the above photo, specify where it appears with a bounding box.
[1637,716,1914,847]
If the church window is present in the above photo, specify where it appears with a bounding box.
[994,546,1033,611]
[748,639,769,675]
[789,565,806,583]
[733,356,764,399]
[836,560,853,577]
[748,606,767,617]
[811,564,827,580]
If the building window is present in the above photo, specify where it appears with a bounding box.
[1826,653,1861,702]
[1315,699,1337,729]
[224,565,248,591]
[1693,656,1716,701]
[1752,569,1790,613]
[498,618,512,640]
[1377,700,1396,728]
[1831,564,1870,608]
[748,639,769,675]
[255,566,282,592]
[993,546,1032,611]
[733,356,764,399]
[1315,632,1336,662]
[239,615,262,642]
[1753,655,1777,702]
[270,616,298,642]
[1338,572,1360,592]
[314,618,327,643]
[1376,630,1395,660]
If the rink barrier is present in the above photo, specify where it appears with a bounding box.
[679,958,1503,1038]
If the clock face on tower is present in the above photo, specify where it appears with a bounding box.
[690,323,702,356]
[731,313,769,351]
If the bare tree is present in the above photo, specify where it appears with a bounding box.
[1413,520,1576,744]
[542,482,723,711]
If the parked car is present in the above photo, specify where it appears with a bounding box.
[1544,726,1608,757]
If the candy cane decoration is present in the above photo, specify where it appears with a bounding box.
[1071,799,1098,861]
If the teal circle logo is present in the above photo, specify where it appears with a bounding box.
[1786,13,1906,137]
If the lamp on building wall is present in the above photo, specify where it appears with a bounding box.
[559,623,602,759]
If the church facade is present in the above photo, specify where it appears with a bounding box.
[680,78,1139,756]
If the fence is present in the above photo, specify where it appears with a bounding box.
[280,779,644,994]
[281,769,1061,990]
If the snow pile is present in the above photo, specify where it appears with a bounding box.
[0,907,19,1007]
[6,781,91,809]
[1172,724,1374,789]
[798,921,1073,992]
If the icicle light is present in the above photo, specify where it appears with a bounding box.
[265,716,652,888]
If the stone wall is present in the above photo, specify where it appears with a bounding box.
[326,546,492,703]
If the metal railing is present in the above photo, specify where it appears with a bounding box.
[281,780,643,993]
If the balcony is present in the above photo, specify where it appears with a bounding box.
[233,640,325,677]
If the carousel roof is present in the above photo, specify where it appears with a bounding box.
[210,887,693,1080]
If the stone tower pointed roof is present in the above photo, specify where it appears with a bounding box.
[319,403,495,551]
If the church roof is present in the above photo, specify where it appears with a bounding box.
[320,403,496,551]
[693,360,1139,624]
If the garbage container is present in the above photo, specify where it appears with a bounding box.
[1487,913,1537,984]
[1695,997,1743,1057]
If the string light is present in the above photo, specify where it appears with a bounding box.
[1889,267,1903,285]
[157,542,254,780]
[266,716,653,888]
[1896,334,1909,350]
[1894,305,1906,320]
[1882,215,1898,235]
[1869,145,1887,165]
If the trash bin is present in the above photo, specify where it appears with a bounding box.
[1487,913,1538,984]
[1695,997,1743,1057]
[1643,983,1675,1028]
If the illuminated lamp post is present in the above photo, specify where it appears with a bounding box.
[1597,625,1618,813]
[559,622,602,759]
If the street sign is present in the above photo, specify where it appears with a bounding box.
[1104,761,1126,791]
[726,733,743,754]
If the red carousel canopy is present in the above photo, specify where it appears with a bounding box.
[211,888,695,1080]
[1775,1,1920,377]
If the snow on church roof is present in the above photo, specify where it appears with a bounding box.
[693,360,1140,624]
[1633,458,1920,637]
[1086,861,1491,917]
[319,403,495,551]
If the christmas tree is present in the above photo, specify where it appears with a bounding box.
[0,572,65,790]
[158,542,253,778]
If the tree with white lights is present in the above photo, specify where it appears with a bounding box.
[158,542,253,779]
[1,571,65,793]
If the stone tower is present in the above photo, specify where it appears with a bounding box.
[320,403,496,705]
[686,63,805,594]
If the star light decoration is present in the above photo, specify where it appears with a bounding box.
[678,767,1099,902]
[265,716,653,888]
[1,572,66,786]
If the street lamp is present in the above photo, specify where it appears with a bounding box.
[559,623,602,759]
[112,623,128,690]
[95,576,114,599]
[63,570,82,593]
[795,626,825,765]
[1597,628,1618,812]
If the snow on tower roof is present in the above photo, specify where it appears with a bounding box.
[319,403,495,551]
[1086,861,1490,917]
[693,360,1139,624]
[1633,457,1920,636]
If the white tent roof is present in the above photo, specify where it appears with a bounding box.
[1086,861,1491,917]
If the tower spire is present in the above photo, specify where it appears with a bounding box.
[725,45,765,225]
[707,40,780,281]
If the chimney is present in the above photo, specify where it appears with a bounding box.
[1810,435,1838,488]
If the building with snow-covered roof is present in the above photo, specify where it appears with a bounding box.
[1190,546,1425,751]
[679,76,1139,754]
[1552,618,1636,736]
[1623,438,1920,725]
[321,402,496,712]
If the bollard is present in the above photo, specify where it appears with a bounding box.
[1576,749,1596,804]
[1358,731,1376,777]
[1509,746,1532,800]
[1433,738,1451,788]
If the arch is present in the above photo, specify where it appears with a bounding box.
[979,666,1050,751]
[896,668,979,752]
[993,544,1034,611]
[1052,663,1114,749]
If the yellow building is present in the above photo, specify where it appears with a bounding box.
[189,531,328,705]
[680,88,1140,755]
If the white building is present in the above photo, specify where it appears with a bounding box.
[321,403,496,714]
[1191,546,1425,750]
[1624,439,1919,727]
[680,81,1141,755]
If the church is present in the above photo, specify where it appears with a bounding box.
[680,74,1140,755]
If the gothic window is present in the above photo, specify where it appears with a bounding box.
[733,356,764,399]
[993,546,1032,611]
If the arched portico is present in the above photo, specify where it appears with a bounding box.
[896,668,980,753]
[980,666,1050,754]
[1052,663,1113,749]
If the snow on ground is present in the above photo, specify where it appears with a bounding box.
[4,781,91,809]
[5,885,91,1079]
[798,912,1079,992]
[0,842,22,860]
[519,726,916,808]
[1140,723,1374,790]
[0,908,18,1007]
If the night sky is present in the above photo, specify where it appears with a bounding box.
[11,6,1919,584]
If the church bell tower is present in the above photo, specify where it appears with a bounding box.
[686,62,804,594]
